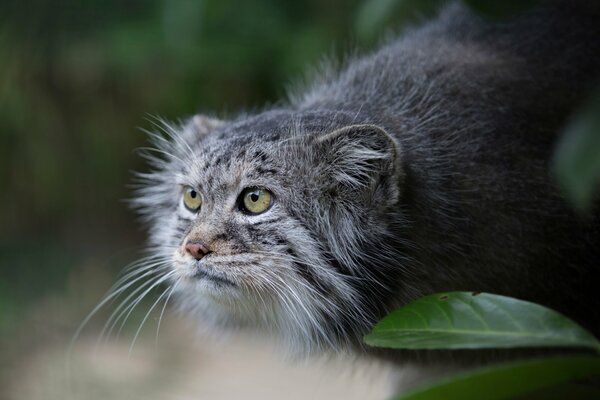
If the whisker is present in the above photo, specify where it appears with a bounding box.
[114,270,176,340]
[109,258,169,295]
[71,260,167,350]
[155,279,180,347]
[128,277,176,355]
[97,266,170,346]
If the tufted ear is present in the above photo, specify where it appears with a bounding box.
[314,124,401,197]
[181,114,226,144]
[191,114,225,133]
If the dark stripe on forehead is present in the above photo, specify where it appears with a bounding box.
[252,150,268,162]
[230,137,252,148]
[254,167,279,175]
[206,175,215,188]
[236,148,247,159]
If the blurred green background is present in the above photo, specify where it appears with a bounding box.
[2,0,599,398]
[0,0,446,398]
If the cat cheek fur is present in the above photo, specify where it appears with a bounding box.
[308,124,403,270]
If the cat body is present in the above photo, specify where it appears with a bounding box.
[134,1,600,358]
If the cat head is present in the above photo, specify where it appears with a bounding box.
[132,110,406,354]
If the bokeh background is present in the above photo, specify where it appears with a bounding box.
[0,0,448,399]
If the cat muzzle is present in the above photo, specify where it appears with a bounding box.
[185,240,212,260]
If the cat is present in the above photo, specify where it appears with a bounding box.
[131,0,600,361]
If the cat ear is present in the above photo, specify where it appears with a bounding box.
[314,124,401,196]
[191,114,225,134]
[181,114,226,143]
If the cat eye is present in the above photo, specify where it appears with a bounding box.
[182,186,202,212]
[239,188,273,215]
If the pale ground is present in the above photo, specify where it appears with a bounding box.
[6,310,400,400]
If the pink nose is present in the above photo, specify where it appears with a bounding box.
[185,240,211,260]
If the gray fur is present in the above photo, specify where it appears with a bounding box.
[131,1,600,357]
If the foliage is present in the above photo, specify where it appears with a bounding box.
[554,85,600,211]
[365,292,600,351]
[364,293,600,399]
[393,356,600,400]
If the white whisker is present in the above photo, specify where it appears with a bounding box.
[128,275,177,355]
[155,279,180,347]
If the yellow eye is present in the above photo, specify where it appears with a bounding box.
[182,186,202,212]
[241,188,273,215]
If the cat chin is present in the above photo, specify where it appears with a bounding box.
[178,298,345,357]
[169,252,360,354]
[173,280,358,356]
[176,273,241,303]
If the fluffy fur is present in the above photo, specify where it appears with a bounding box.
[131,1,600,357]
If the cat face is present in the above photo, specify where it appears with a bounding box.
[133,111,404,353]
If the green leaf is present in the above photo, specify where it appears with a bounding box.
[554,86,600,211]
[364,292,600,351]
[394,356,600,400]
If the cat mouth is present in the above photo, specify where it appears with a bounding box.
[191,263,237,287]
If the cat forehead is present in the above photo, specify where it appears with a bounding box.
[195,134,285,165]
[179,135,290,192]
[188,118,306,169]
[175,109,353,186]
[197,108,354,149]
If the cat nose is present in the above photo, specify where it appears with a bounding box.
[185,240,211,260]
